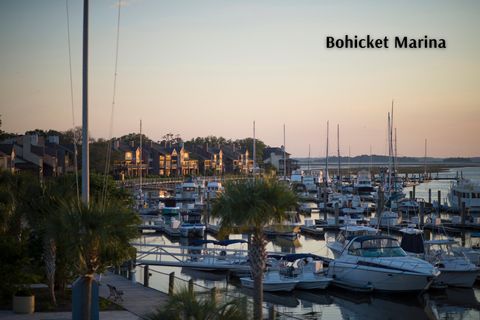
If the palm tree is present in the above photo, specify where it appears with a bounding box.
[211,178,297,320]
[145,287,247,320]
[60,198,140,320]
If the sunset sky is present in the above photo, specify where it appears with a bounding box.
[1,0,479,157]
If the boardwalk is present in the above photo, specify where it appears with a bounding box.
[99,272,169,319]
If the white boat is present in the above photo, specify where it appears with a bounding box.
[240,270,299,292]
[448,179,480,213]
[399,228,479,287]
[205,181,223,199]
[369,210,401,227]
[179,223,205,238]
[353,170,377,202]
[279,254,332,290]
[326,225,379,258]
[327,235,439,292]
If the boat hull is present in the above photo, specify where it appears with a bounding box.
[435,269,479,287]
[296,277,332,290]
[328,260,434,292]
[240,277,298,292]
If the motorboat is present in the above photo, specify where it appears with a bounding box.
[353,170,377,202]
[327,235,439,292]
[205,181,223,199]
[240,270,299,292]
[399,227,479,287]
[326,225,379,258]
[279,254,332,290]
[369,210,401,228]
[447,179,480,213]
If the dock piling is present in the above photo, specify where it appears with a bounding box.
[419,202,424,228]
[143,265,149,287]
[168,272,175,295]
[428,189,432,204]
[437,190,441,214]
[413,185,416,199]
[188,279,194,294]
[334,203,339,225]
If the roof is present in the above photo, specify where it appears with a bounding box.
[351,235,398,243]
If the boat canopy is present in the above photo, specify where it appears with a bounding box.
[216,239,248,246]
[281,253,322,262]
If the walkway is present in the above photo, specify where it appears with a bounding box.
[98,272,168,319]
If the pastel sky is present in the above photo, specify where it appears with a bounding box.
[1,0,479,157]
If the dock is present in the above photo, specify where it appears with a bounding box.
[99,272,168,318]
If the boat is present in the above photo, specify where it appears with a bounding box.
[279,254,332,290]
[447,179,480,213]
[326,225,379,258]
[179,209,205,237]
[327,235,439,292]
[205,181,223,199]
[399,227,479,287]
[240,270,299,292]
[353,170,377,202]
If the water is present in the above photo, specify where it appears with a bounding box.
[134,167,480,319]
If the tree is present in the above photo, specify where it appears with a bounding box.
[211,178,297,319]
[60,199,140,320]
[145,287,247,320]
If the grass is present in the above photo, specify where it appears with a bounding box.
[0,287,124,312]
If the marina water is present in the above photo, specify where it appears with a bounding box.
[134,166,480,319]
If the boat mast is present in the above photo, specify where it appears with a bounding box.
[139,119,142,192]
[325,120,329,184]
[337,123,341,182]
[81,0,89,205]
[253,120,256,175]
[283,124,286,180]
[308,144,311,171]
[387,112,392,197]
[424,138,427,178]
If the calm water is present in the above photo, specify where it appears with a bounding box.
[134,166,480,319]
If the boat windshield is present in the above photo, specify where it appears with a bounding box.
[348,238,407,257]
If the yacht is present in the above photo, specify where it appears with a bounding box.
[447,179,480,213]
[353,170,377,202]
[326,225,379,258]
[205,181,223,199]
[399,228,479,287]
[327,235,439,292]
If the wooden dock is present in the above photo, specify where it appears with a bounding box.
[99,272,168,318]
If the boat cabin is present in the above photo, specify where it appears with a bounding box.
[346,236,407,258]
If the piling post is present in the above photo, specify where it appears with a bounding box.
[437,190,441,214]
[143,265,149,287]
[413,185,416,199]
[268,304,276,320]
[409,191,413,199]
[334,203,339,226]
[210,287,218,304]
[428,189,432,204]
[168,272,175,296]
[461,202,466,225]
[188,279,194,295]
[419,202,425,228]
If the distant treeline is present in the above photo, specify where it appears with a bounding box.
[295,155,479,163]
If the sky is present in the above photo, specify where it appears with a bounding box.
[0,0,479,158]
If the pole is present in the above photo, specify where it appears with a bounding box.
[81,0,89,206]
[337,124,340,182]
[283,124,286,180]
[253,121,256,175]
[325,121,329,184]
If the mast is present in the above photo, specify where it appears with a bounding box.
[348,145,351,180]
[308,144,311,171]
[394,127,398,175]
[253,121,256,175]
[81,0,89,205]
[139,119,142,192]
[337,123,340,181]
[283,124,286,180]
[424,138,427,177]
[325,120,329,184]
[387,112,392,196]
[369,145,372,173]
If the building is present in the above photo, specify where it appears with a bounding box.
[263,146,299,177]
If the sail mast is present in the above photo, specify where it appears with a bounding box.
[283,124,286,180]
[337,123,341,182]
[253,121,256,174]
[139,119,142,191]
[81,0,89,205]
[325,120,329,184]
